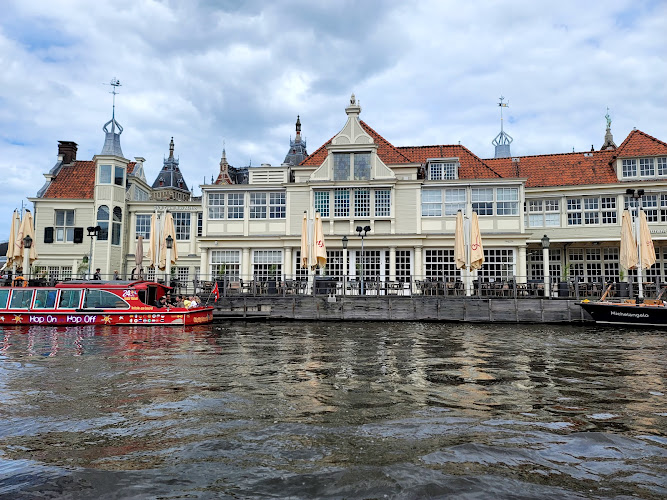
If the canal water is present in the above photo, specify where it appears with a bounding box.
[0,322,664,499]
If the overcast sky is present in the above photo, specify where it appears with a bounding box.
[1,0,666,241]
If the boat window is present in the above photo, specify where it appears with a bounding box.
[83,290,130,309]
[10,290,34,309]
[58,290,82,309]
[0,289,9,309]
[34,290,58,309]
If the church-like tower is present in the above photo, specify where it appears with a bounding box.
[283,115,308,166]
[151,137,191,201]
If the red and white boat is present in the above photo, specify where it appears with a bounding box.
[0,280,213,326]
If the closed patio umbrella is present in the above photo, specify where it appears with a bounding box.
[620,209,636,270]
[5,210,19,269]
[469,212,484,271]
[148,213,159,270]
[159,212,178,271]
[313,211,326,269]
[16,210,38,265]
[639,210,656,270]
[300,211,309,269]
[454,211,466,270]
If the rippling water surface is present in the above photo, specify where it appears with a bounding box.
[0,322,665,499]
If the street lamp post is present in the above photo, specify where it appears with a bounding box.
[626,188,645,301]
[356,225,371,295]
[86,226,100,278]
[22,235,32,282]
[541,234,550,298]
[166,235,174,286]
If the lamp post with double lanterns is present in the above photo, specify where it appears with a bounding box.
[541,234,550,298]
[356,225,371,295]
[166,235,174,286]
[22,235,32,282]
[86,226,101,278]
[626,188,645,300]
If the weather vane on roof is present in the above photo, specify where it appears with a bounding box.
[104,77,122,120]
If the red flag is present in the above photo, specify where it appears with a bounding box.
[213,281,220,301]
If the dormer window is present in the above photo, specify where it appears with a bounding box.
[621,157,667,178]
[427,161,458,180]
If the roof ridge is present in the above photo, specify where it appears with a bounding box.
[615,128,667,156]
[484,149,613,161]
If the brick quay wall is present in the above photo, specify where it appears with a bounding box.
[210,296,594,323]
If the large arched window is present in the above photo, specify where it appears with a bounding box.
[97,205,109,241]
[112,207,122,245]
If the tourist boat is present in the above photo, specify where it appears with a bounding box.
[0,280,214,326]
[579,286,666,326]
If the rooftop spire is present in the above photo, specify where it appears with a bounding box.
[345,92,361,117]
[601,106,617,150]
[295,115,302,143]
[492,96,513,158]
[100,77,124,157]
[169,137,175,159]
[284,116,308,166]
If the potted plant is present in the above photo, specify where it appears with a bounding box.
[558,264,570,298]
[77,256,89,279]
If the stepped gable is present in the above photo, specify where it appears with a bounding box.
[613,129,667,158]
[400,145,503,179]
[485,150,617,188]
[300,121,413,166]
[42,161,136,199]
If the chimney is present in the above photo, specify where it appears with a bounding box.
[58,141,78,164]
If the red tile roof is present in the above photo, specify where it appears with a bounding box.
[613,130,667,158]
[485,150,618,188]
[42,161,137,199]
[43,161,96,199]
[300,120,413,166]
[399,145,503,180]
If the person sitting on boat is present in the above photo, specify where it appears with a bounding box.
[183,296,191,309]
[154,296,167,308]
[174,295,185,307]
[93,268,101,280]
[113,270,121,280]
[187,296,199,309]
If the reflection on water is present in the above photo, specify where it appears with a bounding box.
[0,322,665,499]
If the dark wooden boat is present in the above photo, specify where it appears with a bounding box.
[579,286,666,326]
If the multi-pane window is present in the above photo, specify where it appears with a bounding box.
[333,153,351,181]
[396,250,412,282]
[354,189,370,217]
[197,212,203,236]
[601,197,617,224]
[584,198,599,224]
[173,212,190,240]
[252,250,283,280]
[208,193,224,219]
[321,250,346,279]
[250,193,267,219]
[111,207,122,245]
[477,249,515,282]
[567,198,582,225]
[496,188,519,215]
[211,250,240,280]
[375,190,391,217]
[642,195,659,222]
[527,199,560,227]
[269,193,286,219]
[640,158,655,176]
[334,189,350,217]
[134,187,149,201]
[55,209,75,242]
[176,267,189,285]
[445,188,466,215]
[421,189,442,216]
[472,188,493,215]
[424,249,460,281]
[528,248,561,281]
[227,193,244,219]
[662,195,667,222]
[428,162,457,180]
[96,205,109,241]
[315,191,329,217]
[568,248,585,279]
[622,159,637,177]
[136,214,150,239]
[356,249,381,282]
[603,247,619,282]
[658,158,667,176]
[293,251,310,280]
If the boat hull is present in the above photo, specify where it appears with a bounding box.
[0,308,214,327]
[579,301,667,326]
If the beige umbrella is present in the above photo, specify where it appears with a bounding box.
[135,235,144,278]
[454,211,465,270]
[313,211,326,269]
[148,213,158,269]
[639,210,656,270]
[16,210,38,268]
[159,212,178,271]
[620,209,637,270]
[300,211,309,269]
[469,212,484,271]
[5,210,19,268]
